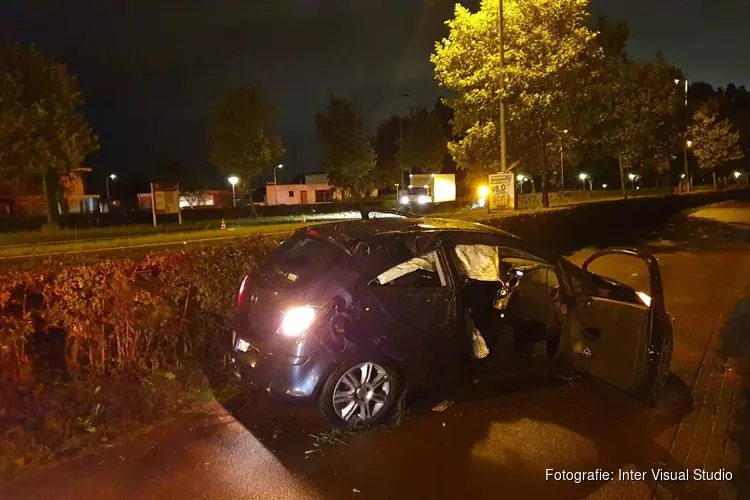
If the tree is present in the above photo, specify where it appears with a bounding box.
[373,116,404,188]
[315,98,377,201]
[586,17,683,198]
[688,102,744,188]
[209,86,284,213]
[432,0,602,207]
[0,44,99,224]
[399,106,447,175]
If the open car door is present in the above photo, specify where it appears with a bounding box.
[565,249,673,407]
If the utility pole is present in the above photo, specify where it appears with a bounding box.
[498,0,508,173]
[682,79,690,192]
[399,93,411,190]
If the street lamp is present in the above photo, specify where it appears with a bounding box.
[273,164,283,205]
[676,78,690,191]
[628,172,638,190]
[228,176,239,208]
[579,172,589,191]
[398,93,411,190]
[516,174,528,194]
[560,129,569,191]
[106,173,117,201]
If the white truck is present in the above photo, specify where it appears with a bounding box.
[399,173,456,207]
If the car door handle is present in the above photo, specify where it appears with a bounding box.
[583,327,601,339]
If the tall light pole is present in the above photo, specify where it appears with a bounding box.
[398,93,411,191]
[106,173,117,201]
[228,176,239,208]
[498,0,507,173]
[676,78,690,191]
[579,173,589,191]
[273,164,283,205]
[560,129,568,191]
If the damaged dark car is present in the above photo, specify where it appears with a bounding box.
[231,211,673,429]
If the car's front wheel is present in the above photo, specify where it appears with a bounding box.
[317,356,400,430]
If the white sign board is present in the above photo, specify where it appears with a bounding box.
[488,173,515,212]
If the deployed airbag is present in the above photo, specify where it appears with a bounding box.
[455,245,501,281]
[376,252,438,285]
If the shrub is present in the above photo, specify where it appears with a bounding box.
[0,234,285,477]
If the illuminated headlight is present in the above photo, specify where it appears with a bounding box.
[279,306,316,337]
[417,195,430,204]
[636,291,652,307]
[400,195,410,205]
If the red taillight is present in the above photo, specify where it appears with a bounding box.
[237,275,249,308]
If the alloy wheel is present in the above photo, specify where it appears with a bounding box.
[332,362,391,424]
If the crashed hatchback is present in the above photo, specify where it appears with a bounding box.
[231,210,673,429]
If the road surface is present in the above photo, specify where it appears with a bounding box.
[2,202,750,500]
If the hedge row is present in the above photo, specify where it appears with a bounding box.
[0,234,284,476]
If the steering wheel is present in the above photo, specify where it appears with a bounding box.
[492,267,525,310]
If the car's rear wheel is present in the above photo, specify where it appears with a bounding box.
[318,356,400,430]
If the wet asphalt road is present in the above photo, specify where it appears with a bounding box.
[2,201,750,500]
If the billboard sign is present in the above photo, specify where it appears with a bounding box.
[488,173,516,212]
[150,182,182,226]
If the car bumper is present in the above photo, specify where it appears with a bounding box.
[230,331,333,402]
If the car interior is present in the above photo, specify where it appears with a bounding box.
[452,244,564,360]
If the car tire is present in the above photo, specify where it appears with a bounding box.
[317,355,401,430]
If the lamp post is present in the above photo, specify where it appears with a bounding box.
[273,164,283,205]
[579,173,589,191]
[516,174,528,194]
[628,172,636,190]
[498,0,507,173]
[398,93,411,190]
[676,78,690,191]
[560,129,568,191]
[228,176,239,208]
[106,173,117,201]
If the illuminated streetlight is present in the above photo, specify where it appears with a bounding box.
[628,173,636,181]
[686,140,693,148]
[579,172,588,191]
[273,164,283,205]
[478,185,490,198]
[228,176,239,208]
[560,129,569,191]
[734,171,741,179]
[106,173,117,201]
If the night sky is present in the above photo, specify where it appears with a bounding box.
[1,0,748,186]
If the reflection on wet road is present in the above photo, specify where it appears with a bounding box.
[2,202,750,500]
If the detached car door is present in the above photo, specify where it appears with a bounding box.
[563,249,673,407]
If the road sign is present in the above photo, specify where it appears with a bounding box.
[150,182,182,226]
[488,173,515,212]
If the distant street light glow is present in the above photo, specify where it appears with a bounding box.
[628,173,636,181]
[228,176,239,207]
[734,171,741,179]
[578,173,588,181]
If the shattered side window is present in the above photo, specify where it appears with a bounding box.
[454,245,501,282]
[372,251,445,287]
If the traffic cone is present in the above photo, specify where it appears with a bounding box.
[220,219,226,230]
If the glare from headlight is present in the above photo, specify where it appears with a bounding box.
[400,195,409,205]
[280,306,316,337]
[636,291,652,307]
[418,195,430,204]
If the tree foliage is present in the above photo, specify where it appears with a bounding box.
[0,44,99,223]
[432,0,602,206]
[399,106,447,175]
[688,102,744,186]
[209,87,285,190]
[373,115,404,187]
[315,98,377,199]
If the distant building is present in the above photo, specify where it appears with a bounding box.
[265,173,377,206]
[0,168,99,216]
